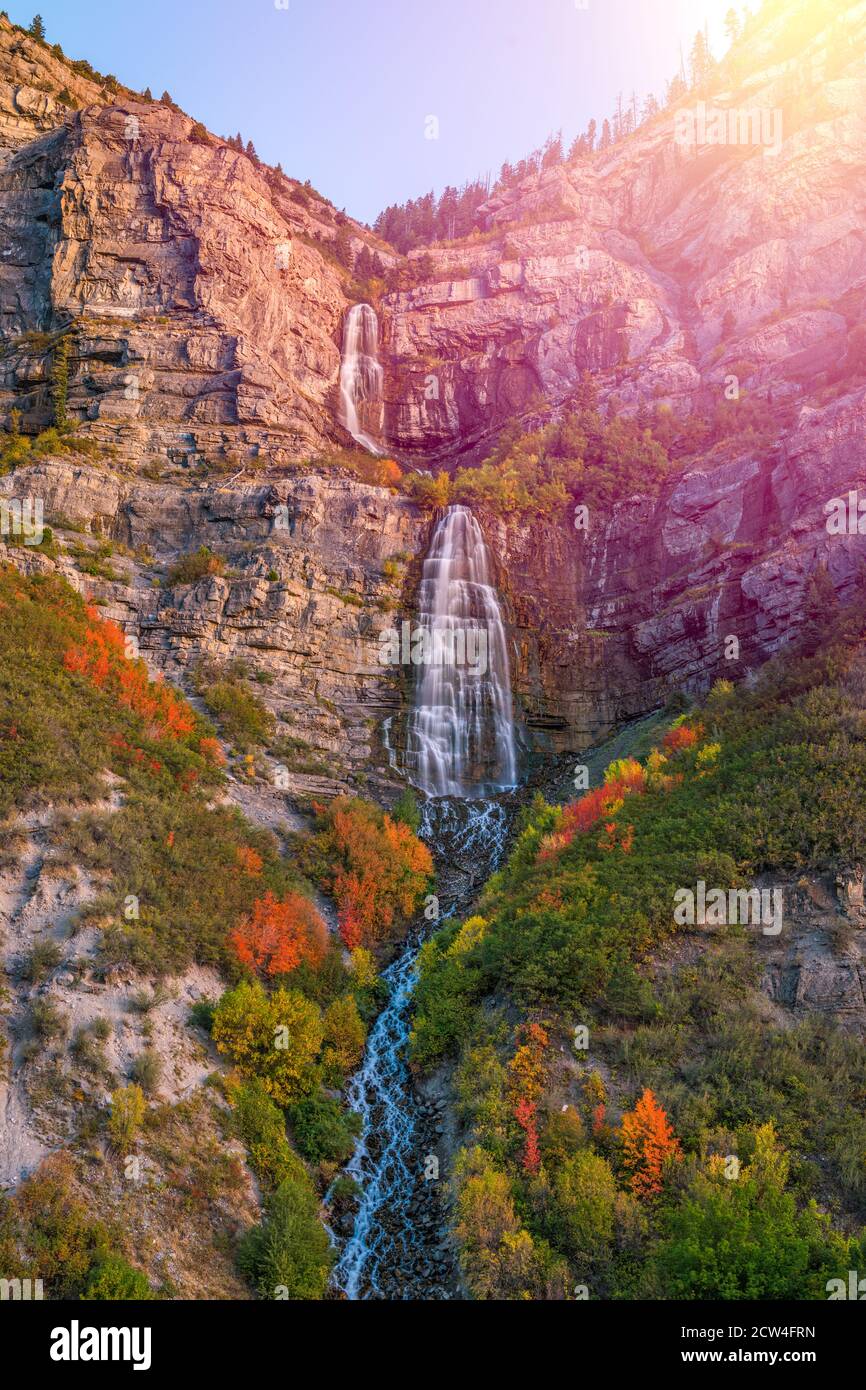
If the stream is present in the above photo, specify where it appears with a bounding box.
[328,798,512,1300]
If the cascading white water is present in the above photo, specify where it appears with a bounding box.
[328,503,518,1300]
[406,505,518,797]
[339,302,384,454]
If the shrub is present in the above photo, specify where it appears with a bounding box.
[30,997,68,1042]
[288,1092,361,1165]
[233,1079,308,1192]
[192,660,275,751]
[391,787,421,832]
[166,546,225,587]
[21,939,62,982]
[237,1178,334,1299]
[11,1154,110,1298]
[130,1049,162,1096]
[453,1146,568,1300]
[81,1255,156,1300]
[547,1150,618,1272]
[108,1084,146,1149]
[655,1125,857,1299]
[211,980,323,1106]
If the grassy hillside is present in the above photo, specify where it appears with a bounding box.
[0,564,430,1299]
[412,583,866,1299]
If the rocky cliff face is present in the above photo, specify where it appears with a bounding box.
[7,376,866,779]
[380,4,866,463]
[0,456,427,788]
[2,8,866,773]
[0,16,395,467]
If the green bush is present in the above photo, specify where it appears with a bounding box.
[237,1178,334,1300]
[81,1255,156,1300]
[211,981,323,1106]
[166,546,225,587]
[21,939,62,982]
[130,1049,162,1096]
[192,659,275,751]
[288,1092,361,1165]
[234,1079,308,1193]
[654,1126,858,1300]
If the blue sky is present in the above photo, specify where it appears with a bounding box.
[10,0,733,224]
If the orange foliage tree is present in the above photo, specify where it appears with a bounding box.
[229,890,328,978]
[64,606,195,741]
[662,722,704,755]
[314,797,433,950]
[620,1087,683,1199]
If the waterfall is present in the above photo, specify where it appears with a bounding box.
[339,302,384,454]
[328,503,518,1300]
[406,504,518,797]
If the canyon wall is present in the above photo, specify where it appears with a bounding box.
[2,9,866,779]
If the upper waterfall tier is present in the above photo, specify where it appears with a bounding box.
[406,504,517,798]
[338,303,384,455]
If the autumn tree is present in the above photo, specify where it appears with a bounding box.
[508,1023,549,1176]
[308,797,432,950]
[212,980,323,1105]
[620,1088,683,1199]
[454,1146,568,1300]
[229,891,328,978]
[322,994,366,1073]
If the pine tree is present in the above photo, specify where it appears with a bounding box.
[724,7,741,44]
[690,30,710,87]
[246,139,258,161]
[28,14,45,42]
[332,222,353,269]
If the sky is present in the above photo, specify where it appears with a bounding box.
[10,0,733,225]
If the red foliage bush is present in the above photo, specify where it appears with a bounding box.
[65,608,196,743]
[662,722,704,754]
[312,798,433,950]
[539,762,646,861]
[229,890,328,978]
